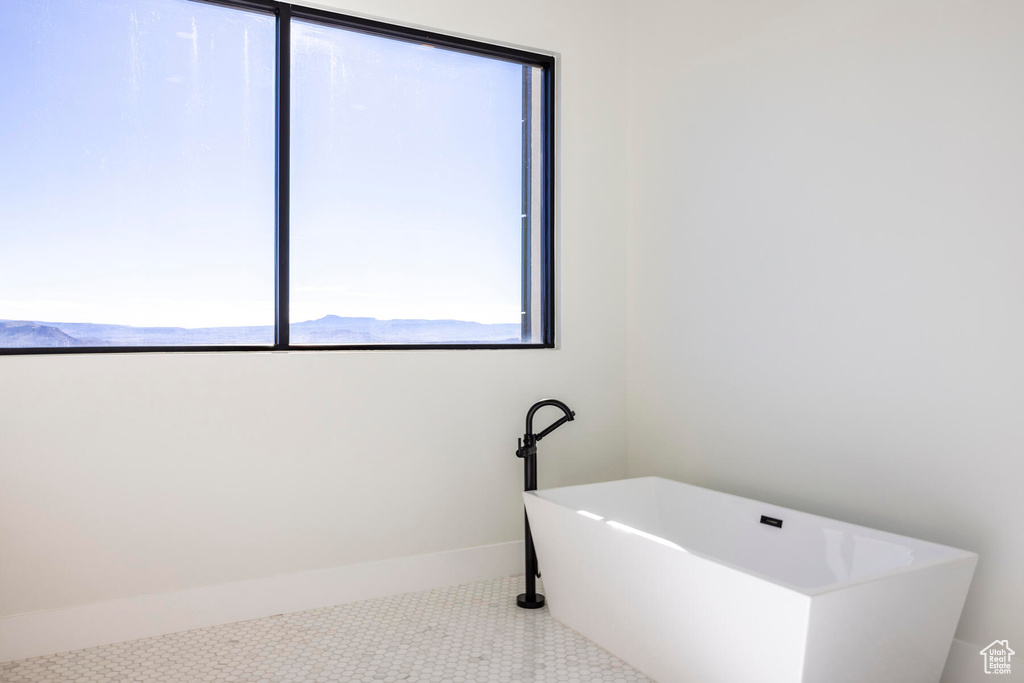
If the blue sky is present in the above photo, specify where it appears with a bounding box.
[0,0,527,328]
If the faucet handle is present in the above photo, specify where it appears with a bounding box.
[515,437,537,459]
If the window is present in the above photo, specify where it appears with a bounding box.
[0,0,554,353]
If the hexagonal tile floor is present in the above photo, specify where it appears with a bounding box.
[0,576,653,682]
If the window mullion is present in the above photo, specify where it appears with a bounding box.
[521,65,533,344]
[275,4,291,348]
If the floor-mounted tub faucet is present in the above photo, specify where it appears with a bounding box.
[516,398,575,609]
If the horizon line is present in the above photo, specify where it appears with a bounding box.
[0,315,521,331]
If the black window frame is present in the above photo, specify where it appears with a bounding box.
[1,0,556,356]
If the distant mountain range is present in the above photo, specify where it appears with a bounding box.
[0,315,522,348]
[0,321,85,348]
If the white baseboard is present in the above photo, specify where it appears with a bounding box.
[942,638,984,683]
[0,540,524,664]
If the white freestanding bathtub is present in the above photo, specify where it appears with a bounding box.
[524,477,976,683]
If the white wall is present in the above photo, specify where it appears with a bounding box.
[0,0,629,619]
[626,0,1024,678]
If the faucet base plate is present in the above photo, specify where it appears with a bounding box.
[516,593,546,609]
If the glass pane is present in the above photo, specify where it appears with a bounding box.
[0,0,276,348]
[290,20,544,345]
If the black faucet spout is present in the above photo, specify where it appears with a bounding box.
[525,398,575,443]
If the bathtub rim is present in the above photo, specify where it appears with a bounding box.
[525,476,978,598]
